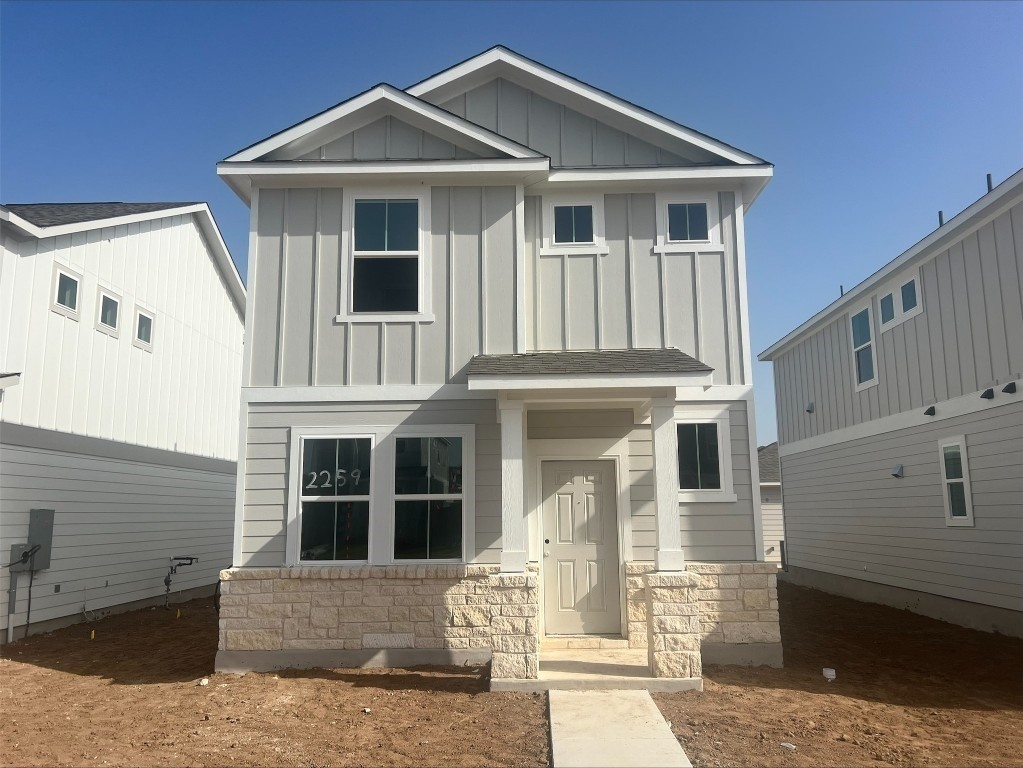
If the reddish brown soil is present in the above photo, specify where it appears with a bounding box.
[0,600,548,767]
[655,582,1023,767]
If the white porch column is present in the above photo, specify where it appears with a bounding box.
[499,400,528,572]
[651,398,686,571]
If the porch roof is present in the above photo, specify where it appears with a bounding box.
[465,348,713,391]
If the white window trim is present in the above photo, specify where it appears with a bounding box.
[674,405,737,503]
[51,264,82,319]
[850,304,878,391]
[95,287,121,338]
[286,424,475,566]
[878,270,923,332]
[133,306,155,352]
[335,188,435,324]
[654,192,720,253]
[938,434,975,528]
[540,193,608,256]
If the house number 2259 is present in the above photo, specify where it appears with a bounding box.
[306,469,363,490]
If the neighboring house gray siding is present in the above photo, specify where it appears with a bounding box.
[440,78,720,167]
[240,398,502,566]
[0,432,234,634]
[780,402,1023,613]
[772,198,1023,446]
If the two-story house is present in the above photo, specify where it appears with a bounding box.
[216,47,781,682]
[0,202,245,641]
[760,169,1023,638]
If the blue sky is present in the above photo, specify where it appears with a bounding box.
[2,1,1021,443]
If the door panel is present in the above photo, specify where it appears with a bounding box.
[542,460,621,635]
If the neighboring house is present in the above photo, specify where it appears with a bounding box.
[216,46,781,681]
[0,202,246,641]
[757,443,783,563]
[759,169,1023,637]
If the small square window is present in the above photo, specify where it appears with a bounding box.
[135,311,153,347]
[56,272,79,311]
[99,293,119,330]
[553,205,594,244]
[667,203,709,241]
[880,293,895,324]
[354,199,417,252]
[901,280,918,312]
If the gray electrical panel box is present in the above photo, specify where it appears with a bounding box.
[27,508,55,570]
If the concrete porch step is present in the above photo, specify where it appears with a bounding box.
[541,634,631,650]
[491,648,703,692]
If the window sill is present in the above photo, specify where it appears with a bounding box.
[51,304,79,321]
[132,339,153,352]
[95,323,120,339]
[880,306,923,334]
[335,313,436,324]
[678,490,738,504]
[945,518,975,528]
[854,379,879,393]
[654,242,724,255]
[539,245,610,257]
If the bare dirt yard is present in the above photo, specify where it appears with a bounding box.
[0,599,548,767]
[655,582,1023,767]
[3,582,1021,768]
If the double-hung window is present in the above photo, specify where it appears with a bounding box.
[393,435,465,560]
[352,198,420,313]
[298,436,373,561]
[850,306,877,389]
[879,274,922,330]
[938,436,974,527]
[675,409,736,502]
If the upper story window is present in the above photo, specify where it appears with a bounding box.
[554,205,594,245]
[654,194,720,253]
[938,436,974,527]
[96,289,120,337]
[850,306,877,389]
[338,190,433,323]
[667,202,709,242]
[879,274,922,330]
[352,199,419,313]
[51,265,81,319]
[675,408,736,503]
[541,194,608,255]
[134,308,154,351]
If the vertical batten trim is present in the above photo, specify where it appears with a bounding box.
[310,189,321,385]
[656,250,667,348]
[693,251,702,362]
[594,252,604,349]
[561,253,569,349]
[720,250,734,385]
[626,195,636,348]
[533,198,542,350]
[447,187,455,382]
[559,104,566,168]
[480,186,488,354]
[515,185,527,353]
[275,189,289,387]
[378,323,386,385]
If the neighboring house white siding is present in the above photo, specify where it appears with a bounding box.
[0,214,244,460]
[760,486,783,563]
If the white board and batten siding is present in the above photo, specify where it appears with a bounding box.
[780,403,1023,612]
[772,197,1023,446]
[0,214,244,460]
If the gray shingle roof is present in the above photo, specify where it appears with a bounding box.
[758,442,780,484]
[3,203,199,228]
[466,348,712,377]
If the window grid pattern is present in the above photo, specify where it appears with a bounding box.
[850,308,875,386]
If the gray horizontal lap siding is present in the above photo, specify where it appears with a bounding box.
[0,441,234,631]
[240,400,502,567]
[780,402,1023,611]
[773,200,1023,445]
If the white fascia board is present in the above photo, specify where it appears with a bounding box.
[191,204,247,313]
[759,167,1023,361]
[466,371,714,390]
[543,166,773,184]
[408,47,765,166]
[224,84,543,163]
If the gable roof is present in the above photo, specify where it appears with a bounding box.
[758,442,780,484]
[1,202,245,313]
[407,46,770,168]
[759,167,1023,361]
[224,83,544,164]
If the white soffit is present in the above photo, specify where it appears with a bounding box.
[224,84,544,163]
[407,46,769,168]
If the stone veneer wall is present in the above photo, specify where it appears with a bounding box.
[645,571,703,678]
[626,562,781,650]
[217,565,538,678]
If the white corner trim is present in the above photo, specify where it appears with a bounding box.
[778,384,1021,457]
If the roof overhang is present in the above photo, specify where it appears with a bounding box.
[408,46,769,168]
[218,158,550,204]
[0,204,246,314]
[759,167,1023,361]
[224,83,544,164]
[467,370,714,391]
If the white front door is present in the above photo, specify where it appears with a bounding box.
[541,461,621,635]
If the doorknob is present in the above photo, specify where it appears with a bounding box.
[544,550,550,558]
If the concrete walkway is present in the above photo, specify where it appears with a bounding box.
[548,689,692,768]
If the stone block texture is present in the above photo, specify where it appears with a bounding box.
[218,565,539,679]
[627,561,781,649]
[644,571,702,678]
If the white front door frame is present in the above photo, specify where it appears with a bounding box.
[527,436,634,640]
